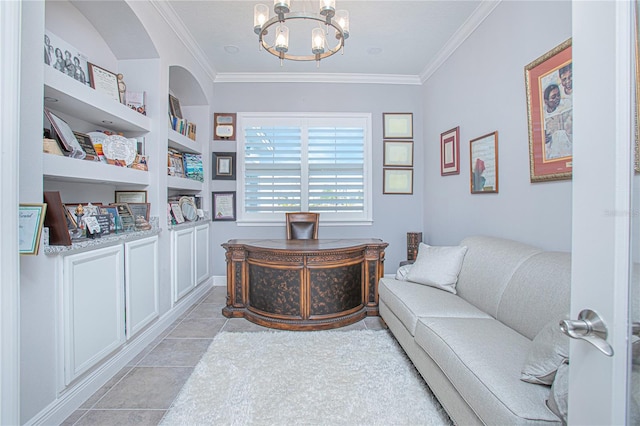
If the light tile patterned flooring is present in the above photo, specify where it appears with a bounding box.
[61,285,386,425]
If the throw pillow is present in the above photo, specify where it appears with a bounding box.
[546,360,568,424]
[405,243,468,294]
[395,264,413,281]
[521,317,570,385]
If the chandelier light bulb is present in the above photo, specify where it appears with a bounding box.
[274,0,290,15]
[254,4,269,34]
[335,10,349,39]
[319,0,335,18]
[311,28,326,54]
[275,24,289,53]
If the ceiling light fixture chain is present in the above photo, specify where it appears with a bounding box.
[253,0,350,65]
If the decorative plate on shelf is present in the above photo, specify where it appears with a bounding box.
[179,196,197,221]
[102,135,137,166]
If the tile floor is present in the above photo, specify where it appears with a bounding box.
[61,285,386,425]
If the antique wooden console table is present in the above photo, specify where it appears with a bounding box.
[222,239,388,330]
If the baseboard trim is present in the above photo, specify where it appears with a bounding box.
[25,280,213,426]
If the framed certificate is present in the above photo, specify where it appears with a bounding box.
[88,63,121,102]
[212,191,236,221]
[19,204,47,255]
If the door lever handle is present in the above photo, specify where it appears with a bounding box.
[560,309,614,357]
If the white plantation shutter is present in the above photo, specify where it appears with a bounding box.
[308,127,365,213]
[239,113,372,223]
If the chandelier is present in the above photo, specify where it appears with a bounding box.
[253,0,350,65]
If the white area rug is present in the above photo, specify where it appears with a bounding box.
[161,330,451,425]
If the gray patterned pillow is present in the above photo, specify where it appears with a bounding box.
[521,317,569,385]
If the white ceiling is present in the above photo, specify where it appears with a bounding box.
[160,0,497,83]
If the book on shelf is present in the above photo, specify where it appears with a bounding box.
[183,153,203,182]
[125,91,146,115]
[169,114,196,141]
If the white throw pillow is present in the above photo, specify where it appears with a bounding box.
[521,317,569,385]
[546,360,568,424]
[405,243,468,294]
[395,264,413,280]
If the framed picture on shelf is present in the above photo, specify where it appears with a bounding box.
[383,141,413,167]
[19,204,47,255]
[88,63,121,103]
[168,151,185,178]
[127,203,151,222]
[170,202,185,224]
[44,108,86,159]
[470,131,499,194]
[440,126,460,175]
[44,30,90,86]
[115,190,147,203]
[213,113,237,140]
[383,113,413,139]
[383,168,413,195]
[212,191,236,221]
[72,131,99,161]
[525,38,572,182]
[212,152,236,180]
[99,205,121,232]
[111,203,135,231]
[169,94,183,119]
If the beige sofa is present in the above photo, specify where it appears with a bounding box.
[379,235,570,425]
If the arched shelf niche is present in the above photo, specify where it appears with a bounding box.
[71,0,159,61]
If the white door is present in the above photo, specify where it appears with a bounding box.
[569,1,635,424]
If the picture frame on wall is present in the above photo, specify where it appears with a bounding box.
[212,152,236,180]
[440,126,460,175]
[470,131,499,194]
[88,63,121,103]
[213,113,237,141]
[383,141,413,167]
[19,204,47,255]
[212,191,237,221]
[383,168,413,195]
[383,113,413,139]
[525,38,572,182]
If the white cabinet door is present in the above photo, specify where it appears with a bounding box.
[124,236,159,339]
[195,223,210,285]
[63,245,125,385]
[172,227,195,302]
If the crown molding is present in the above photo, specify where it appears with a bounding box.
[214,72,422,85]
[420,0,501,84]
[150,1,218,82]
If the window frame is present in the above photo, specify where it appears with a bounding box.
[236,112,373,225]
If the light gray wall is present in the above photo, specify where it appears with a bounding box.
[421,0,572,252]
[210,82,424,274]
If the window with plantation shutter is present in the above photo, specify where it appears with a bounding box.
[238,113,372,224]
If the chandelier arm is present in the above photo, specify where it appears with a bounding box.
[257,12,345,62]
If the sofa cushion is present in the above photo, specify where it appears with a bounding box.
[378,278,490,336]
[456,236,541,317]
[414,317,560,424]
[497,252,571,340]
[546,360,568,424]
[521,317,570,385]
[405,243,468,294]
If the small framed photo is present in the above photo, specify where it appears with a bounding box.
[111,203,136,231]
[525,38,572,182]
[19,204,47,255]
[383,141,413,167]
[213,113,237,140]
[88,63,121,103]
[383,113,413,139]
[99,206,121,232]
[212,152,236,180]
[115,190,147,203]
[169,94,183,118]
[72,131,99,161]
[127,202,151,221]
[383,168,413,195]
[212,191,237,221]
[470,131,499,194]
[440,126,460,175]
[44,30,91,87]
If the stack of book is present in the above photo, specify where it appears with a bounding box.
[169,115,197,141]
